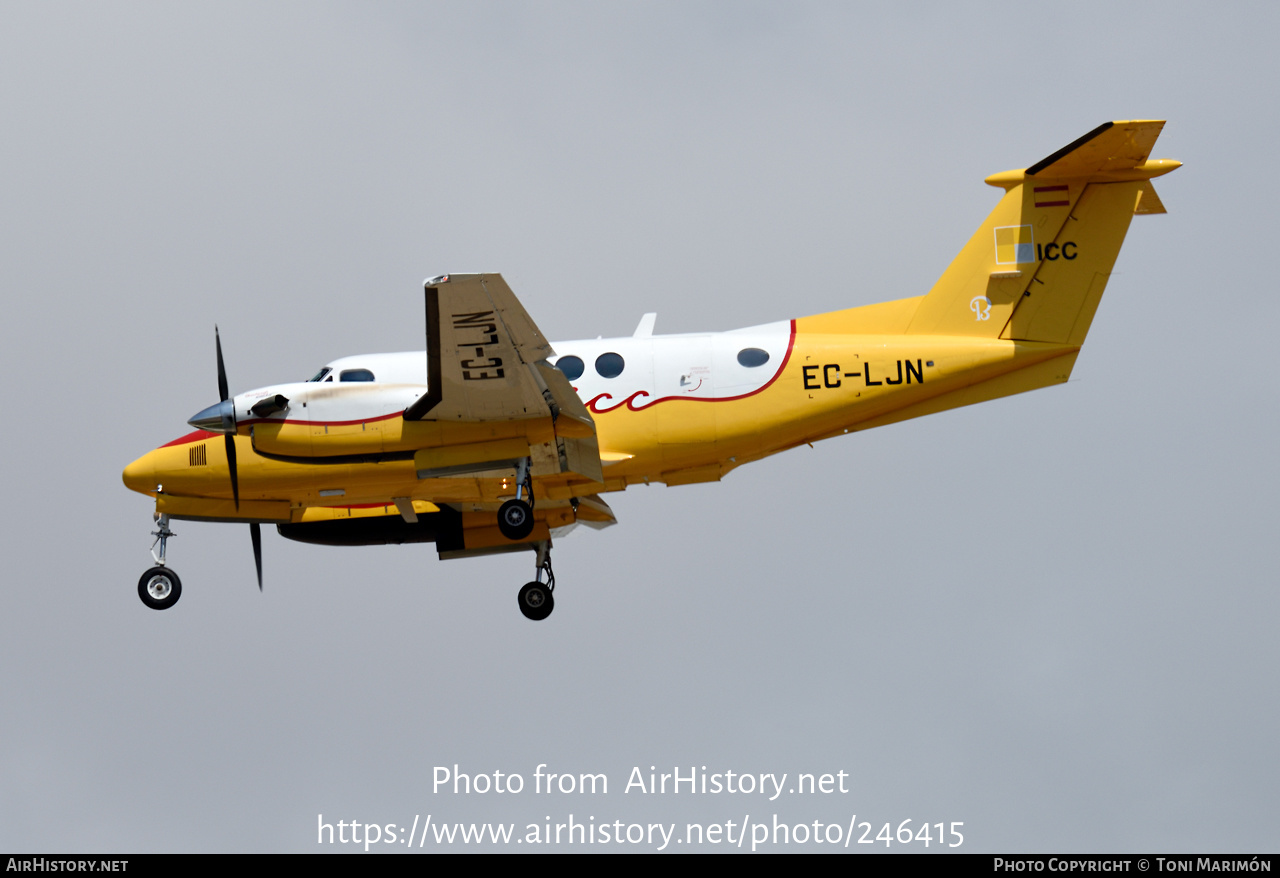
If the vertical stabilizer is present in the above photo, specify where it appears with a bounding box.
[906,121,1178,346]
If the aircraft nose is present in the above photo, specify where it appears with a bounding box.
[122,453,156,494]
[188,399,236,433]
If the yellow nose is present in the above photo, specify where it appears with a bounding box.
[122,453,156,494]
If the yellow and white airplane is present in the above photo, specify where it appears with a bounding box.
[123,120,1178,620]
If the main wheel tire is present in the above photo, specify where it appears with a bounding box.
[138,566,182,610]
[517,581,554,621]
[497,498,535,540]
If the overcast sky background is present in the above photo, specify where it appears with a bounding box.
[2,1,1277,853]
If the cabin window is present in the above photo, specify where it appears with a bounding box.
[308,367,331,382]
[595,352,625,379]
[340,369,375,382]
[737,347,770,368]
[555,355,585,381]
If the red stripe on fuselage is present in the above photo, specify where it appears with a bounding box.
[234,409,407,430]
[161,430,221,448]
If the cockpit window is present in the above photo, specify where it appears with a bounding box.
[308,367,331,382]
[340,369,375,382]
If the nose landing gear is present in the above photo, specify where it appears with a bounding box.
[137,513,182,610]
[517,541,555,621]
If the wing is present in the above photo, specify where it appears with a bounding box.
[405,273,555,421]
[405,273,604,485]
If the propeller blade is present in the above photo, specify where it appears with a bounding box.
[215,326,239,509]
[215,325,229,403]
[225,433,239,510]
[250,522,262,591]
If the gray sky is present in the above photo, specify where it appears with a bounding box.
[2,1,1277,853]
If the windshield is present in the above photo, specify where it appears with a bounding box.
[308,367,331,382]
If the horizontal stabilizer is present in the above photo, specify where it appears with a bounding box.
[1026,120,1165,178]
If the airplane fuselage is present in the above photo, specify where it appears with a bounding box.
[123,295,1077,533]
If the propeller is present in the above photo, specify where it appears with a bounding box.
[251,522,263,591]
[215,326,240,510]
[190,327,263,592]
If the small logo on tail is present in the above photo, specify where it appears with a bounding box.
[994,224,1035,264]
[970,296,992,321]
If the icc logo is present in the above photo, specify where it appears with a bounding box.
[970,296,991,321]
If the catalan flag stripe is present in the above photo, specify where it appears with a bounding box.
[1034,184,1070,208]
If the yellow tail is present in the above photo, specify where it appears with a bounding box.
[906,120,1180,345]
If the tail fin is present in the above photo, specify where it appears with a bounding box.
[906,120,1179,345]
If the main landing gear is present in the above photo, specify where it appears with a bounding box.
[517,541,555,621]
[500,459,553,621]
[138,513,182,610]
[497,457,535,541]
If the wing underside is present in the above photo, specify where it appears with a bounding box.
[405,273,555,421]
[403,272,605,487]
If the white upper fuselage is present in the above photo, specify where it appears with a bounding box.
[230,319,792,428]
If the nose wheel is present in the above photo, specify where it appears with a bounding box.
[517,541,555,621]
[138,513,182,610]
[138,566,182,610]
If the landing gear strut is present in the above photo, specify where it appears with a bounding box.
[517,541,555,621]
[497,457,535,540]
[138,513,182,610]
